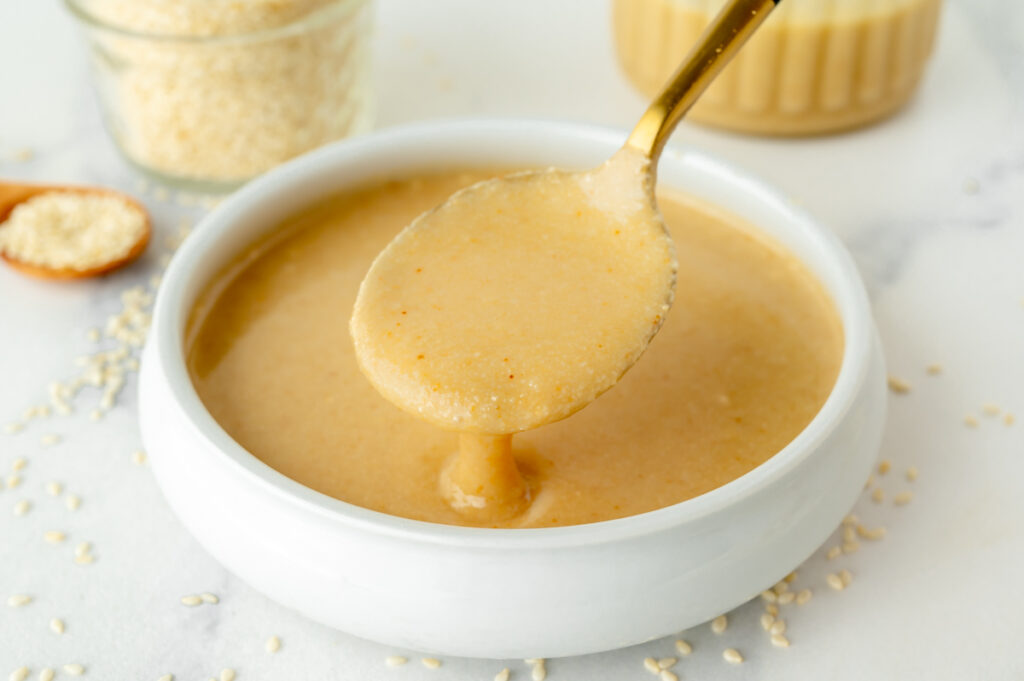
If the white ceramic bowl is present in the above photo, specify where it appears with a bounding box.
[139,120,886,659]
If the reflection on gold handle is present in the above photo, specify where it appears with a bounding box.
[626,0,780,162]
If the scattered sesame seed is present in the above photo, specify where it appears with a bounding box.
[74,554,95,565]
[825,545,841,560]
[926,363,942,375]
[796,589,813,605]
[770,619,787,635]
[8,594,32,607]
[158,675,174,681]
[1005,413,1015,426]
[14,148,34,161]
[62,665,84,677]
[6,475,21,489]
[770,634,791,648]
[13,500,31,516]
[856,524,887,541]
[86,328,101,342]
[10,667,29,681]
[50,618,64,634]
[722,648,743,665]
[906,466,918,481]
[765,603,779,616]
[494,668,510,681]
[839,569,853,587]
[74,542,91,558]
[982,403,1001,416]
[893,491,914,506]
[871,488,885,503]
[11,457,26,472]
[266,635,281,653]
[44,530,66,544]
[180,595,202,606]
[784,571,797,583]
[887,376,910,394]
[643,658,659,674]
[3,422,23,434]
[777,591,795,605]
[965,415,979,428]
[421,658,441,670]
[659,671,678,681]
[711,614,728,634]
[219,670,234,681]
[878,460,891,475]
[760,613,775,631]
[45,481,62,496]
[843,514,859,526]
[826,573,845,591]
[657,657,676,669]
[132,450,147,465]
[88,410,103,422]
[39,669,55,681]
[760,589,777,603]
[66,495,81,511]
[530,662,546,681]
[773,580,789,594]
[842,541,860,555]
[674,639,692,656]
[384,656,407,667]
[842,526,856,544]
[200,592,219,604]
[40,434,60,446]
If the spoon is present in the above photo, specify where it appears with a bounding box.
[352,0,780,521]
[0,181,151,279]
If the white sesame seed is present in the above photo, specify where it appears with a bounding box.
[10,667,29,681]
[180,595,202,606]
[893,491,914,506]
[89,410,103,422]
[784,571,797,583]
[926,363,942,375]
[132,450,147,465]
[266,635,281,653]
[86,328,101,342]
[219,670,234,681]
[647,657,663,674]
[523,660,542,665]
[722,648,743,665]
[50,618,65,634]
[40,434,60,447]
[760,613,775,631]
[826,573,845,591]
[13,500,31,516]
[760,589,777,603]
[62,665,84,677]
[44,531,66,544]
[1005,413,1016,426]
[39,669,55,681]
[843,525,857,543]
[384,656,407,667]
[825,545,841,560]
[856,524,887,541]
[200,592,219,604]
[11,457,26,472]
[906,466,918,482]
[530,662,546,681]
[777,590,795,605]
[982,403,1001,416]
[74,543,91,558]
[711,614,727,634]
[8,594,32,607]
[765,603,779,616]
[158,675,174,681]
[839,569,853,587]
[4,421,24,434]
[14,148,34,161]
[887,376,910,394]
[44,480,62,496]
[871,488,884,503]
[773,580,789,594]
[770,634,791,648]
[770,619,787,635]
[674,639,692,656]
[878,460,892,475]
[74,554,95,565]
[796,589,813,605]
[843,514,859,526]
[494,669,510,681]
[65,495,81,511]
[965,415,979,428]
[843,541,860,554]
[6,475,21,489]
[657,657,676,669]
[659,671,678,681]
[421,658,441,670]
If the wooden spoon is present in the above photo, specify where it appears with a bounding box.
[0,181,151,280]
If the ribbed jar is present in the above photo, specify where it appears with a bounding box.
[613,0,942,136]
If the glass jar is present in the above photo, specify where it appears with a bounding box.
[65,0,374,191]
[613,0,942,136]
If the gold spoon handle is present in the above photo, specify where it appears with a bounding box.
[626,0,781,162]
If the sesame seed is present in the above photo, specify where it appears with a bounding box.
[86,328,101,342]
[926,363,942,375]
[10,667,29,681]
[74,543,91,558]
[826,573,845,591]
[421,658,441,670]
[770,634,791,648]
[266,635,281,653]
[893,491,914,506]
[839,569,853,586]
[3,422,24,434]
[906,466,918,482]
[62,665,84,677]
[842,526,856,544]
[825,545,842,560]
[674,639,692,656]
[1005,413,1015,426]
[887,376,910,394]
[773,580,789,594]
[796,589,813,605]
[843,514,859,526]
[65,495,81,511]
[11,457,26,472]
[14,148,34,161]
[132,450,147,465]
[44,531,66,544]
[842,541,860,554]
[8,594,32,607]
[856,524,887,541]
[384,656,407,667]
[982,403,1001,416]
[6,475,21,489]
[770,619,787,635]
[50,618,64,634]
[180,595,202,606]
[870,488,884,503]
[643,658,659,674]
[765,603,779,616]
[659,671,678,681]
[530,662,546,681]
[965,415,979,428]
[760,589,777,603]
[878,460,891,475]
[722,648,743,665]
[88,410,103,422]
[158,675,174,681]
[784,571,797,583]
[657,657,676,669]
[760,613,775,631]
[39,669,55,681]
[13,500,31,516]
[200,593,219,604]
[40,434,60,447]
[45,481,62,496]
[711,614,727,634]
[74,554,95,565]
[219,670,234,681]
[777,591,795,605]
[494,668,510,681]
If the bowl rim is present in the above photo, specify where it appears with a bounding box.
[150,118,874,550]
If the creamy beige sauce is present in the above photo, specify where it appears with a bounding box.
[613,0,941,135]
[187,171,843,528]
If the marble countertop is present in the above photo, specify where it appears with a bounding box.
[2,0,1023,678]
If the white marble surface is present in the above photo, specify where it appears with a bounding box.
[2,0,1023,678]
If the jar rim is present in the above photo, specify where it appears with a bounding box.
[63,0,370,45]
